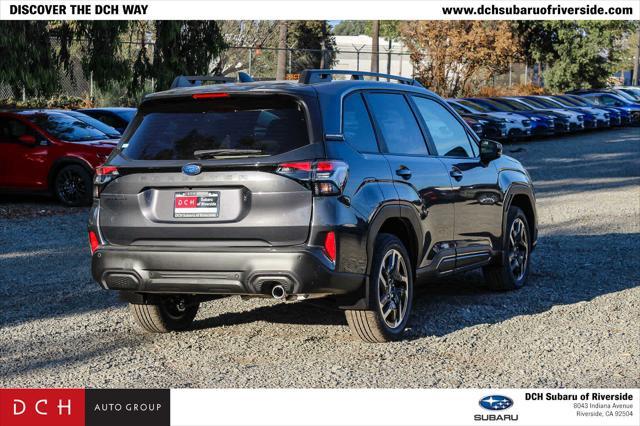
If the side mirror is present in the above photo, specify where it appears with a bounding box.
[480,139,502,163]
[17,134,37,145]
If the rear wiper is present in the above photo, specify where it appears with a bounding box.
[193,149,265,159]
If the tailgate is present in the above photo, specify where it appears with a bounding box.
[98,170,312,246]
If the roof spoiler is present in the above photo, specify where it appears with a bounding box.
[170,72,255,89]
[298,69,423,87]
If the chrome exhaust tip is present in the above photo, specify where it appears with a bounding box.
[271,284,286,300]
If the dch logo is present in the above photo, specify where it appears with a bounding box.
[0,389,85,426]
[13,397,72,416]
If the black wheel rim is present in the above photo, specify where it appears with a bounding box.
[377,249,409,329]
[508,218,529,281]
[57,169,87,204]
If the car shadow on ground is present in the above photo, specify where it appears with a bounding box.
[0,194,87,219]
[191,231,640,340]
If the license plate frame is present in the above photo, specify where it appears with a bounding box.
[173,191,220,218]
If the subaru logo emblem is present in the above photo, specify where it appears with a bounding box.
[479,395,513,411]
[182,163,202,176]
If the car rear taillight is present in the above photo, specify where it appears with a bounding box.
[89,231,100,254]
[323,231,336,263]
[276,160,348,196]
[94,165,119,198]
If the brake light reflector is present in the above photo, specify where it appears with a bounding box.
[276,160,348,196]
[89,231,100,254]
[316,161,334,172]
[192,93,231,100]
[94,165,119,198]
[323,231,336,263]
[95,165,118,176]
[278,161,312,172]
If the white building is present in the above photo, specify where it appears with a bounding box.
[333,35,414,78]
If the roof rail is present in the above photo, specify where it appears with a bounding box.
[298,69,423,87]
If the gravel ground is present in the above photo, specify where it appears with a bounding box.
[1,128,638,388]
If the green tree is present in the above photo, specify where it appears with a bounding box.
[1,21,228,101]
[287,21,336,72]
[152,21,227,91]
[0,22,61,96]
[513,21,638,91]
[75,22,132,90]
[333,21,368,36]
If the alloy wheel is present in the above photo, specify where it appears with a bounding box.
[508,218,529,281]
[57,169,88,204]
[377,249,410,329]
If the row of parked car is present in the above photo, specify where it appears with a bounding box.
[449,87,640,140]
[0,107,135,205]
[1,86,639,207]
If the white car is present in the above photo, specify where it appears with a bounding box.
[510,97,586,131]
[447,99,532,139]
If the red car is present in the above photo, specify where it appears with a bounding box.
[0,110,117,206]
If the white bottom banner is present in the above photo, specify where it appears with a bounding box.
[171,388,639,426]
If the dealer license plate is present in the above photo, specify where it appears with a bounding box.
[174,191,219,218]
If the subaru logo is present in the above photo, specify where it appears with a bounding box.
[182,163,202,176]
[479,395,513,411]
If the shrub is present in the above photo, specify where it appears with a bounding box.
[477,84,547,97]
[0,95,92,109]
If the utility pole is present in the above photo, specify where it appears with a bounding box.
[370,20,380,74]
[320,20,328,69]
[633,26,640,86]
[276,21,288,80]
[386,38,392,75]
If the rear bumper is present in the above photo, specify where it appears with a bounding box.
[91,245,365,297]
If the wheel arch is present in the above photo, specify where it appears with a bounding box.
[48,156,94,191]
[366,203,422,276]
[502,184,537,250]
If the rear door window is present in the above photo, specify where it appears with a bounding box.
[365,92,427,155]
[342,93,378,153]
[412,96,477,158]
[121,95,310,160]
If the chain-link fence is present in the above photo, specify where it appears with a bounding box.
[1,37,540,105]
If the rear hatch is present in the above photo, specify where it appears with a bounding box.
[98,93,321,247]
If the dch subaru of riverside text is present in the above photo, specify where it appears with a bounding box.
[89,70,537,342]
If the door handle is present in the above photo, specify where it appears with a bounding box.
[449,167,463,181]
[396,167,412,180]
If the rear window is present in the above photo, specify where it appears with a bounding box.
[121,95,310,160]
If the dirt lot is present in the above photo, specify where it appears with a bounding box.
[1,128,638,388]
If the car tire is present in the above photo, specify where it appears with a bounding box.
[129,296,199,333]
[53,164,93,206]
[483,206,531,291]
[345,233,413,343]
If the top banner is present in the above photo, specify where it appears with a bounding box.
[0,0,639,20]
